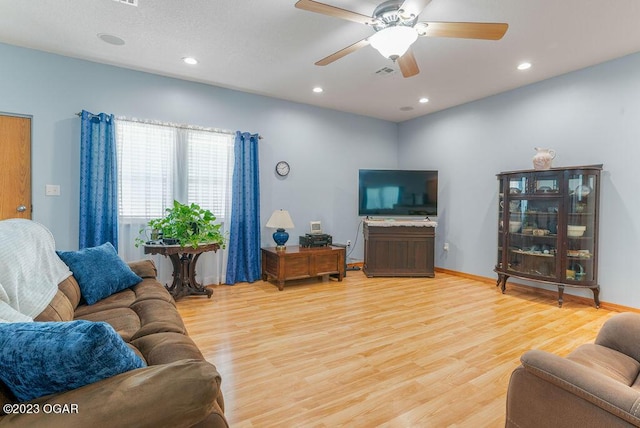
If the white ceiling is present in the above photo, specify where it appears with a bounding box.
[1,0,640,122]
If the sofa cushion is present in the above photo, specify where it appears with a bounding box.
[72,279,174,319]
[58,275,82,309]
[74,288,137,317]
[56,242,142,305]
[75,307,142,342]
[0,320,146,402]
[131,332,205,365]
[0,360,222,428]
[567,343,640,386]
[129,298,188,338]
[34,290,75,322]
[130,278,175,304]
[128,259,158,279]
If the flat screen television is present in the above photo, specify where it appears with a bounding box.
[358,169,438,217]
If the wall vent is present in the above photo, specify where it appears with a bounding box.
[374,66,396,77]
[113,0,138,6]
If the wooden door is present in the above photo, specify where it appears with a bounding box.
[0,114,31,219]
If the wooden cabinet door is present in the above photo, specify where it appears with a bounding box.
[0,114,31,219]
[363,224,435,277]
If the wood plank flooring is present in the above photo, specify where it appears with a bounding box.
[177,271,621,427]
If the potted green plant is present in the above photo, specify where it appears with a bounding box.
[135,200,225,249]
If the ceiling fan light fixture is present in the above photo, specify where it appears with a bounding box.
[369,26,418,61]
[397,9,416,21]
[414,22,429,36]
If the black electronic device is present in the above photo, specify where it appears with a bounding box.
[299,233,332,248]
[358,169,438,216]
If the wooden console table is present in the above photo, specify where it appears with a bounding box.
[144,243,219,299]
[363,220,436,277]
[261,245,346,290]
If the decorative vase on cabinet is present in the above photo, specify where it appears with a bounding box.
[495,164,602,308]
[532,147,556,170]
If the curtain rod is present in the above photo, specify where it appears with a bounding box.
[75,112,262,139]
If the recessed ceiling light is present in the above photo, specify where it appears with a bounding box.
[517,62,532,70]
[313,87,323,93]
[419,97,429,104]
[182,57,198,65]
[97,33,125,46]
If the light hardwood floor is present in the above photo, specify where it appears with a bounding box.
[177,271,621,427]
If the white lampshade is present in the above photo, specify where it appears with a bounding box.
[369,26,418,60]
[266,209,295,229]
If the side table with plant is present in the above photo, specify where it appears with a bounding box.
[135,200,225,249]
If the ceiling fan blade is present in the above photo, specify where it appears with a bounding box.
[419,21,508,40]
[315,38,370,66]
[295,0,373,25]
[399,0,432,19]
[398,49,420,78]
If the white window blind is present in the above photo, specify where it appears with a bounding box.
[115,118,235,286]
[116,120,234,221]
[187,130,235,217]
[116,121,175,219]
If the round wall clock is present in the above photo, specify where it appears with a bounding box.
[275,161,290,177]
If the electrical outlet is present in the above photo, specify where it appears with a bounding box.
[444,242,450,251]
[347,240,351,247]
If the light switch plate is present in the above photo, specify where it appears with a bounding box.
[45,184,61,196]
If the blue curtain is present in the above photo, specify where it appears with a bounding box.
[225,132,261,284]
[79,110,118,250]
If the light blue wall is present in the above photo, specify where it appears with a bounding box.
[0,42,398,257]
[398,52,640,307]
[3,41,640,307]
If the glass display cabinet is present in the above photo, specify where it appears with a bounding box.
[495,165,602,307]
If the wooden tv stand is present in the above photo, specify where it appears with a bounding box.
[261,245,346,290]
[363,220,436,277]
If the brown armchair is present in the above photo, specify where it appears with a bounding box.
[506,312,640,428]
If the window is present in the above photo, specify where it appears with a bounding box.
[116,121,175,219]
[116,120,234,222]
[186,130,234,218]
[115,118,234,286]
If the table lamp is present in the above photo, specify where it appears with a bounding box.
[266,209,295,250]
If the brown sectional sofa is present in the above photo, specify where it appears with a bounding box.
[506,312,640,428]
[0,260,228,428]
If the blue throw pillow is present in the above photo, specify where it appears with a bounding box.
[56,242,142,305]
[0,320,146,402]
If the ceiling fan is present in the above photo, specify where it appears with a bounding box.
[295,0,508,78]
